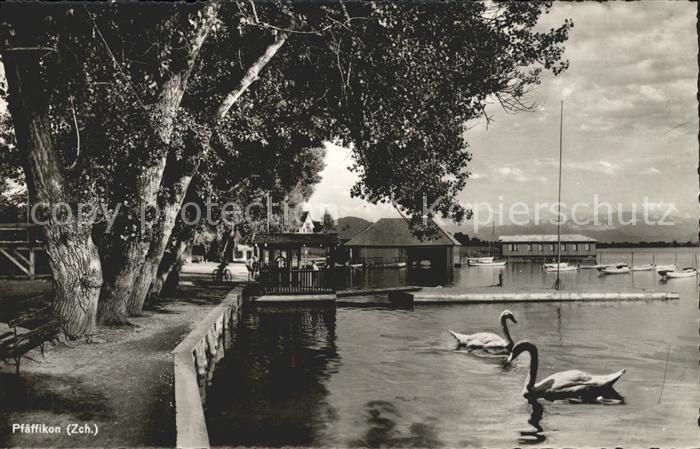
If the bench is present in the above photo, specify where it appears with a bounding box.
[0,306,61,374]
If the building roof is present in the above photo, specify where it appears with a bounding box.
[498,234,597,243]
[345,218,460,247]
[299,211,323,232]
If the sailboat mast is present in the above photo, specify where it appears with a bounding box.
[491,221,495,258]
[554,100,564,289]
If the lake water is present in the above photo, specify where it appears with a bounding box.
[205,249,699,446]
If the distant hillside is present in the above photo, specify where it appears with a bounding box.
[335,216,371,241]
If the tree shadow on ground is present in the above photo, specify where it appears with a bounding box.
[0,371,112,447]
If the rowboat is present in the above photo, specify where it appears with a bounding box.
[631,264,654,271]
[600,264,631,274]
[544,264,577,272]
[655,264,677,272]
[658,267,697,278]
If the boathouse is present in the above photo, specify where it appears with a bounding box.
[252,232,339,294]
[344,218,461,269]
[499,234,597,261]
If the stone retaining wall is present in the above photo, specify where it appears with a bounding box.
[171,287,242,448]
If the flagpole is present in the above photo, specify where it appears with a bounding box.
[553,100,565,290]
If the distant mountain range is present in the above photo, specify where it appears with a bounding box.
[441,214,697,244]
[336,214,697,244]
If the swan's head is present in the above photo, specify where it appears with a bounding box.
[500,310,517,324]
[506,340,537,364]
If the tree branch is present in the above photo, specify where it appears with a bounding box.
[214,31,289,121]
[155,1,222,143]
[67,94,81,170]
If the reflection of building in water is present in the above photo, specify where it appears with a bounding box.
[204,307,338,446]
[499,234,597,262]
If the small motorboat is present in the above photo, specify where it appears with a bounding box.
[600,264,631,274]
[470,260,507,267]
[655,264,677,272]
[658,267,697,278]
[544,264,577,272]
[631,264,654,271]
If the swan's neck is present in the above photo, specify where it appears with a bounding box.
[524,346,538,392]
[501,316,514,348]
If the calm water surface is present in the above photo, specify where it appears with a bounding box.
[205,249,699,446]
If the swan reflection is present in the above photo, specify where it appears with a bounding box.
[518,398,545,445]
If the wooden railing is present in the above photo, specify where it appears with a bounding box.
[258,267,334,295]
[360,257,384,267]
[0,223,45,279]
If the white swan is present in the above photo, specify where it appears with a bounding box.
[507,341,625,399]
[448,310,517,352]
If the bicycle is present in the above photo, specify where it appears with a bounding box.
[212,267,232,282]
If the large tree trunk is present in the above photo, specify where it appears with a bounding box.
[149,233,193,300]
[102,9,289,318]
[98,158,170,323]
[97,3,221,322]
[4,53,102,338]
[127,169,194,314]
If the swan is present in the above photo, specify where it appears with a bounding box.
[448,310,517,352]
[507,340,625,400]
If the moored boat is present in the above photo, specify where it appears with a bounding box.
[579,264,604,269]
[600,264,631,274]
[631,264,654,271]
[543,262,568,269]
[655,264,677,272]
[470,260,507,267]
[544,264,577,272]
[658,267,697,278]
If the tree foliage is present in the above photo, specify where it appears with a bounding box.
[0,0,571,335]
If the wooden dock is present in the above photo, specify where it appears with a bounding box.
[250,287,678,307]
[408,290,679,304]
[253,293,337,303]
[336,286,422,298]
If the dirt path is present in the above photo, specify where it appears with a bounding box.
[0,279,234,447]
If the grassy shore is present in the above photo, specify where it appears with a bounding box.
[0,263,247,447]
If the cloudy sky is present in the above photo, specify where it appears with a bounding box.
[306,2,697,228]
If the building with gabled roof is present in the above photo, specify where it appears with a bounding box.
[298,211,322,233]
[344,217,461,269]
